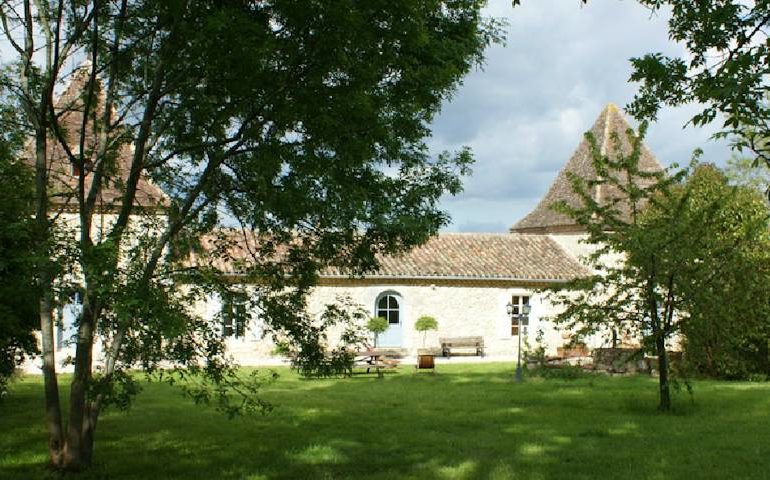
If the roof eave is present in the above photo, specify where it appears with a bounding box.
[205,272,580,284]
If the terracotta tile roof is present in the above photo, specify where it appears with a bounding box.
[510,104,664,234]
[191,229,266,273]
[326,233,589,281]
[193,230,590,282]
[23,65,168,211]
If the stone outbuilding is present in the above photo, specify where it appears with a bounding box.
[206,104,666,362]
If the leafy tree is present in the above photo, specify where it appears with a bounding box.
[549,123,678,411]
[0,107,37,398]
[0,0,499,470]
[366,316,389,347]
[676,166,770,380]
[626,1,770,167]
[550,124,770,410]
[724,155,770,200]
[286,295,369,378]
[415,315,438,348]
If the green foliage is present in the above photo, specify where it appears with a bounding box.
[528,365,590,380]
[175,369,277,419]
[636,165,770,380]
[0,121,36,398]
[88,370,141,412]
[548,125,679,364]
[414,315,438,332]
[291,349,354,379]
[415,315,438,348]
[1,0,501,466]
[627,1,770,166]
[547,122,770,407]
[284,296,368,378]
[366,316,389,335]
[271,341,292,357]
[366,316,389,348]
[724,155,770,200]
[672,167,770,379]
[524,327,547,368]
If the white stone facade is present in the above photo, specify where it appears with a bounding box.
[306,282,547,357]
[186,276,607,365]
[27,210,169,373]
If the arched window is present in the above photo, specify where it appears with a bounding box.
[375,292,401,325]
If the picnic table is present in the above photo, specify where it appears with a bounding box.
[353,350,398,377]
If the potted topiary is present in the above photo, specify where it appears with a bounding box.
[366,316,388,348]
[414,315,438,370]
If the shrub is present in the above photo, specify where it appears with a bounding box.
[529,365,590,380]
[524,328,547,368]
[291,348,354,378]
[285,295,369,378]
[272,341,292,357]
[415,316,438,332]
[366,316,388,334]
[415,315,438,348]
[681,327,770,380]
[366,317,388,347]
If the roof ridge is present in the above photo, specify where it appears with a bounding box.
[599,104,613,156]
[438,232,520,237]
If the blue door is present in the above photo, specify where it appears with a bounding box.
[375,293,402,347]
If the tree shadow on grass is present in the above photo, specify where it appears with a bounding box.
[2,367,769,479]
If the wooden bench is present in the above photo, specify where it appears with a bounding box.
[440,336,484,358]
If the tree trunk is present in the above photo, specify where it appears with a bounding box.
[81,401,99,465]
[62,297,97,470]
[646,264,671,412]
[39,283,65,467]
[656,334,671,411]
[34,127,65,468]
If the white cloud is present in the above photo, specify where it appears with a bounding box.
[431,0,733,232]
[558,108,584,139]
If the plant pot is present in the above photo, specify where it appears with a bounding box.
[417,353,435,370]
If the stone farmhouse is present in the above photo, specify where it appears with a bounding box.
[198,103,665,363]
[34,68,663,368]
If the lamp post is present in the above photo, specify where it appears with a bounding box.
[506,301,531,382]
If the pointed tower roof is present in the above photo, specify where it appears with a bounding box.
[23,64,168,211]
[509,104,664,234]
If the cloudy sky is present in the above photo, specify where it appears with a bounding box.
[430,0,734,233]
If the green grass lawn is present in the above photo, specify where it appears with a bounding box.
[1,363,769,480]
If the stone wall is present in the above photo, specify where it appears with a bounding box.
[190,279,611,363]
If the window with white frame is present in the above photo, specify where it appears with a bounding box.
[510,295,530,336]
[221,292,247,338]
